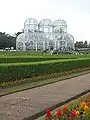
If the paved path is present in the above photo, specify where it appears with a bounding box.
[0,73,90,120]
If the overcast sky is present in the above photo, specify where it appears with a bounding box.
[0,0,90,41]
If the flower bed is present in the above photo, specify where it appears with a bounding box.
[45,94,90,120]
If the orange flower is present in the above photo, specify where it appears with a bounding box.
[79,101,86,109]
[75,111,80,117]
[81,101,86,107]
[62,106,68,113]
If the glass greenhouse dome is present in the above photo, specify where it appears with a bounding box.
[16,18,75,51]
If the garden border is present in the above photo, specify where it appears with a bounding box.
[24,90,90,120]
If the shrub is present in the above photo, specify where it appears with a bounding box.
[0,55,76,63]
[0,58,90,82]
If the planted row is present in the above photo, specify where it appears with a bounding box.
[45,94,90,120]
[0,57,61,63]
[0,58,90,82]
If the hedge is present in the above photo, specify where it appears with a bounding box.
[0,58,90,82]
[0,57,59,63]
[0,56,77,63]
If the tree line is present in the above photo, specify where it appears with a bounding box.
[0,32,22,49]
[75,41,90,49]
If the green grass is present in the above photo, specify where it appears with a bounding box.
[0,51,42,56]
[0,69,90,97]
[0,51,78,63]
[0,56,76,63]
[0,51,90,58]
[0,51,90,61]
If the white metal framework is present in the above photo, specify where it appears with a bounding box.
[16,18,75,51]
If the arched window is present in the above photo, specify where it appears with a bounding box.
[17,42,23,51]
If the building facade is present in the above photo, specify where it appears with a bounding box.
[16,18,75,51]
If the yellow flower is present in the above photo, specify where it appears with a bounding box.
[79,105,83,110]
[79,101,86,110]
[75,111,80,117]
[84,105,89,113]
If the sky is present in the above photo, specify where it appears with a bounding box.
[0,0,90,42]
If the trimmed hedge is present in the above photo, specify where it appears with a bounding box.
[0,57,60,63]
[0,56,76,63]
[0,58,90,82]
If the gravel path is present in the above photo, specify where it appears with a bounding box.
[0,73,90,120]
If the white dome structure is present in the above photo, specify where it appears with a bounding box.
[24,18,38,33]
[16,33,25,51]
[16,18,75,51]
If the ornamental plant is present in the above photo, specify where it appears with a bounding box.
[45,94,90,120]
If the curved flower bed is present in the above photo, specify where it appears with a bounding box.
[45,94,90,120]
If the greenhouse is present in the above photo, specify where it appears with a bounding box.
[16,18,75,51]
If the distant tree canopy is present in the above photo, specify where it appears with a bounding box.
[0,31,23,49]
[75,40,90,49]
[0,32,16,49]
[14,31,23,37]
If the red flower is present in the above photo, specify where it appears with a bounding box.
[71,111,76,118]
[56,109,62,118]
[46,108,51,119]
[62,106,68,113]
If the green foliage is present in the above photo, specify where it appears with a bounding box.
[0,51,77,63]
[0,51,90,83]
[0,56,73,63]
[0,32,16,49]
[75,40,89,48]
[0,58,90,82]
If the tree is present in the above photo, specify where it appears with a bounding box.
[75,40,89,49]
[0,32,16,49]
[75,41,79,49]
[14,32,23,37]
[84,41,88,48]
